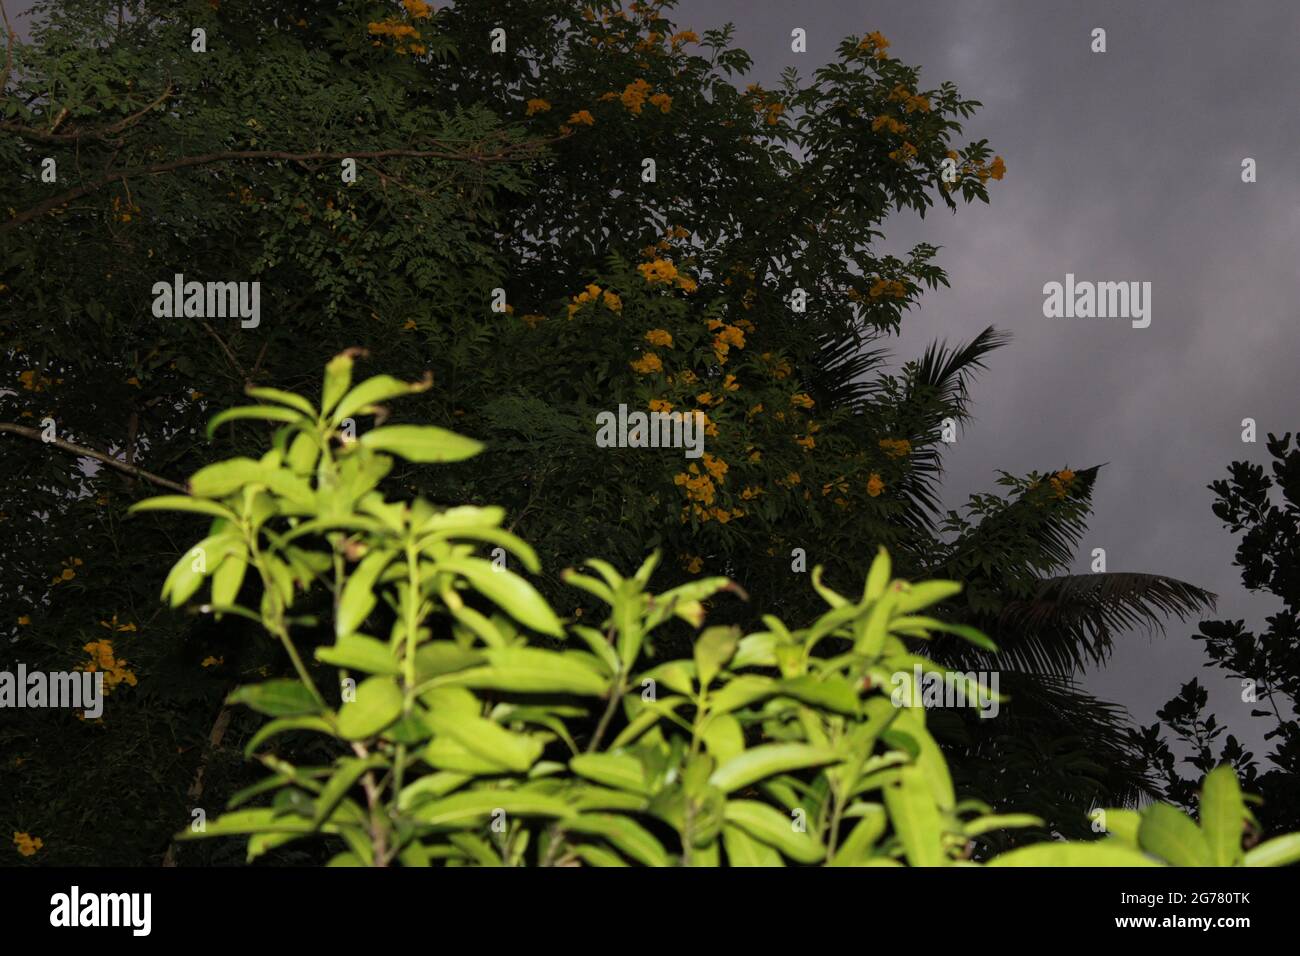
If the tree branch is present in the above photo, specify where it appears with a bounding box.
[2,139,561,233]
[0,421,187,492]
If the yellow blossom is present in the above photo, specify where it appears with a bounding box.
[201,656,224,668]
[521,313,546,328]
[649,92,673,113]
[620,79,652,114]
[525,98,552,116]
[569,110,595,126]
[602,290,622,312]
[791,393,815,409]
[879,437,911,458]
[867,473,885,497]
[988,156,1007,180]
[17,615,29,626]
[13,832,42,857]
[648,398,674,413]
[645,328,674,348]
[637,258,678,284]
[630,353,663,375]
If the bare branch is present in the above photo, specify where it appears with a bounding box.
[0,421,188,492]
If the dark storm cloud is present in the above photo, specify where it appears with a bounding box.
[688,0,1300,748]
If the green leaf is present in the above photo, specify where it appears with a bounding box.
[245,386,317,418]
[570,753,649,795]
[883,765,947,866]
[321,350,358,417]
[243,716,336,756]
[895,580,963,614]
[1138,803,1212,867]
[1199,765,1246,866]
[863,547,891,602]
[709,744,841,795]
[128,496,237,521]
[426,710,543,773]
[313,756,385,827]
[565,813,670,867]
[440,647,608,696]
[360,425,483,463]
[694,625,739,689]
[227,679,324,717]
[187,457,265,498]
[410,789,573,827]
[778,675,859,715]
[829,805,888,866]
[989,843,1160,867]
[336,676,404,740]
[315,634,400,676]
[1243,833,1300,867]
[723,800,825,864]
[207,405,305,439]
[722,822,785,866]
[336,550,394,639]
[439,557,564,637]
[331,374,432,425]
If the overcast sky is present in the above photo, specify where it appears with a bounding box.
[9,0,1296,761]
[688,0,1300,756]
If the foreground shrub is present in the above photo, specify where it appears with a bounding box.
[133,354,1300,867]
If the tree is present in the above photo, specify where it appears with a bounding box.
[1,0,1207,862]
[1133,432,1300,835]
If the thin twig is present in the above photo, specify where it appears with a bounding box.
[0,421,187,492]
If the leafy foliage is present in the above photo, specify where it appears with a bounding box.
[141,359,1298,867]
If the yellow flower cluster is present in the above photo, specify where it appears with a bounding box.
[888,84,931,113]
[682,554,704,573]
[568,110,595,126]
[872,115,908,135]
[708,320,746,364]
[620,79,653,114]
[867,473,885,497]
[701,452,728,481]
[1049,468,1075,499]
[790,393,815,409]
[670,30,699,47]
[648,92,673,113]
[630,352,663,375]
[637,258,678,284]
[367,18,426,54]
[859,30,890,59]
[869,277,907,299]
[521,313,546,328]
[526,98,552,116]
[674,466,716,505]
[648,398,674,413]
[79,638,137,693]
[888,142,918,163]
[402,0,433,18]
[645,328,674,348]
[13,832,42,857]
[879,437,911,458]
[568,283,620,318]
[50,557,82,586]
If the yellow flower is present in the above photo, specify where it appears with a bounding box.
[13,832,42,857]
[702,453,728,481]
[860,30,890,59]
[670,30,699,47]
[602,290,622,312]
[637,258,678,284]
[879,437,911,458]
[723,374,739,391]
[795,435,816,451]
[676,275,698,293]
[521,313,546,328]
[630,353,663,375]
[740,486,763,500]
[201,656,224,668]
[17,615,29,626]
[867,473,885,497]
[765,103,785,126]
[126,376,141,387]
[790,393,815,409]
[683,554,704,574]
[60,568,75,581]
[620,79,652,114]
[402,0,433,18]
[569,110,595,126]
[871,115,908,135]
[988,155,1007,180]
[525,98,552,116]
[649,92,673,113]
[648,398,674,413]
[645,328,674,348]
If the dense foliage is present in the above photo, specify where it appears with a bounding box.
[2,0,1219,861]
[145,357,1300,866]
